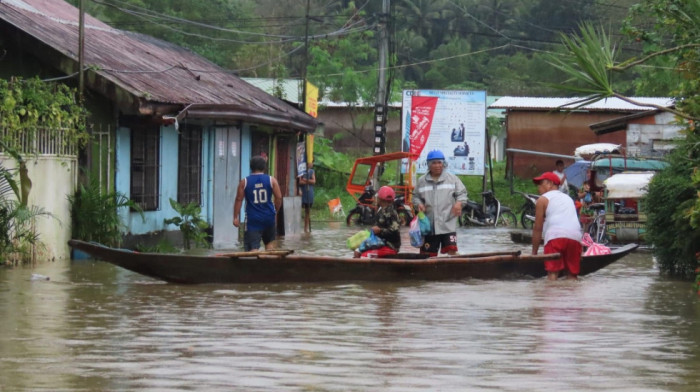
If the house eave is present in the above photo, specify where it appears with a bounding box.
[185,105,317,132]
[590,110,663,135]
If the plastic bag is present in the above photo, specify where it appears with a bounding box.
[347,230,370,250]
[580,233,611,256]
[409,215,424,248]
[418,211,431,235]
[359,230,385,252]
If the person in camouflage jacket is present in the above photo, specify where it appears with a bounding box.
[356,186,401,258]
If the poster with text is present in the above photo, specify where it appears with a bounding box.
[296,142,306,177]
[401,90,486,176]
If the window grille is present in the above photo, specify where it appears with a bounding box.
[177,124,202,206]
[130,124,160,211]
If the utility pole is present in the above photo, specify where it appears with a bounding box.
[373,0,390,157]
[301,0,311,114]
[78,0,85,101]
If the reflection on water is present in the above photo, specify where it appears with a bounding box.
[1,223,699,391]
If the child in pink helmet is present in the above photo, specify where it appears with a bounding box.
[356,186,401,258]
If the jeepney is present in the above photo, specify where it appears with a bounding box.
[603,172,655,243]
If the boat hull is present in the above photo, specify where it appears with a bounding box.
[68,240,638,284]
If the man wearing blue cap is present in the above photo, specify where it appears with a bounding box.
[412,150,468,256]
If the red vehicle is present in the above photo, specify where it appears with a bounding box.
[345,152,418,226]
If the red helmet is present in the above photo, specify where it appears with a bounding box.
[377,186,395,201]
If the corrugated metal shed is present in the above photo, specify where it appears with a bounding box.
[490,96,674,112]
[0,0,316,131]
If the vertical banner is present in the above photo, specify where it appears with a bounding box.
[306,134,314,164]
[296,141,307,177]
[409,96,439,156]
[401,90,487,175]
[305,81,319,118]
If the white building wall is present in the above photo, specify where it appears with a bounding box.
[1,155,78,260]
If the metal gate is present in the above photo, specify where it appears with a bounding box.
[91,125,113,192]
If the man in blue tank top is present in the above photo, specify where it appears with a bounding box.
[233,156,282,251]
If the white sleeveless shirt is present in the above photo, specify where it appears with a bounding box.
[542,190,582,244]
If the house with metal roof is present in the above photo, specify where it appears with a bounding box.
[490,96,676,179]
[0,0,316,255]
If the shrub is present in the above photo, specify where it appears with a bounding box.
[163,199,211,250]
[645,146,700,278]
[68,177,142,247]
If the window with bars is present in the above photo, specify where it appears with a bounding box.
[177,124,202,206]
[130,124,160,211]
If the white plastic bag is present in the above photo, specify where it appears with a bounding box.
[409,216,423,248]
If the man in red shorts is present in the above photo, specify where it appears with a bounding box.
[531,172,583,280]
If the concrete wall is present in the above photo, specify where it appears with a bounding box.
[1,155,77,260]
[626,112,684,157]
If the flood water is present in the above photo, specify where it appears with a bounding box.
[1,223,699,391]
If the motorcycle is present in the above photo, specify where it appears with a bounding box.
[513,191,539,229]
[459,190,517,227]
[346,184,377,226]
[346,185,414,226]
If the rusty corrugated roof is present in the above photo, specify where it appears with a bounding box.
[489,96,674,112]
[0,0,316,131]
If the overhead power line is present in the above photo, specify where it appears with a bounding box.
[92,0,375,44]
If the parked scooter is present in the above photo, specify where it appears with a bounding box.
[459,190,517,227]
[513,191,539,229]
[346,184,376,225]
[346,185,414,226]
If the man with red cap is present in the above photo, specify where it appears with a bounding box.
[531,172,583,280]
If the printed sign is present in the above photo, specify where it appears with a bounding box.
[402,90,487,175]
[305,81,319,118]
[296,142,307,177]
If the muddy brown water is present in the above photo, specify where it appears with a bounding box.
[1,223,699,391]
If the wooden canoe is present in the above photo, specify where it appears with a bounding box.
[67,240,638,284]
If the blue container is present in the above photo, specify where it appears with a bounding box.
[71,248,92,260]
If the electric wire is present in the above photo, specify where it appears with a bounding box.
[91,0,374,44]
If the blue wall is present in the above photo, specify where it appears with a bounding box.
[117,125,215,235]
[116,123,254,236]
